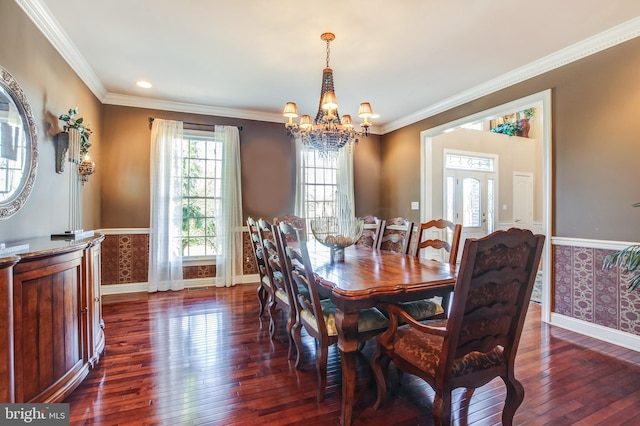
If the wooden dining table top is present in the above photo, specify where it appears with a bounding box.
[308,243,457,303]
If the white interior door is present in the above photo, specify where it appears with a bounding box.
[513,172,533,229]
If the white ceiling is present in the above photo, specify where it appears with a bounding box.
[18,0,640,133]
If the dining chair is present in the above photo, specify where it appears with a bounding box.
[276,221,389,402]
[371,228,545,426]
[377,217,438,320]
[413,219,462,265]
[256,218,297,359]
[356,215,385,248]
[246,216,268,317]
[404,219,462,320]
[274,214,306,233]
[377,217,414,254]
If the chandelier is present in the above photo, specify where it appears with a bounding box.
[283,33,374,157]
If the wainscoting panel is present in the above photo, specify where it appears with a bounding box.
[99,228,258,287]
[552,238,640,338]
[102,233,150,285]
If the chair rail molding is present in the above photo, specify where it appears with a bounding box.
[97,228,150,235]
[551,236,640,250]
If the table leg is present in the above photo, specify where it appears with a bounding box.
[335,308,360,426]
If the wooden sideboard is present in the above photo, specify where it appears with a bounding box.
[0,233,105,403]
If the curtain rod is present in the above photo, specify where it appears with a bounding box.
[148,117,243,131]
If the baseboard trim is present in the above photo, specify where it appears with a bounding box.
[101,274,259,295]
[550,312,640,352]
[101,282,148,295]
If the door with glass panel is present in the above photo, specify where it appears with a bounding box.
[444,152,497,262]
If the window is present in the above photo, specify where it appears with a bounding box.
[461,177,481,227]
[181,130,222,257]
[303,149,338,224]
[445,153,495,172]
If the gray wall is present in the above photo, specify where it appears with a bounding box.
[381,36,640,242]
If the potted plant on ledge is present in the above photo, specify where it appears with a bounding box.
[490,120,522,137]
[490,108,536,138]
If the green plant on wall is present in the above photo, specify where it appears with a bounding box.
[59,107,92,154]
[490,107,536,136]
[522,107,536,120]
[490,121,522,136]
[602,202,640,290]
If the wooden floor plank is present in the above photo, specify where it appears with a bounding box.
[64,286,640,425]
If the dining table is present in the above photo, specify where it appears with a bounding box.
[308,243,457,426]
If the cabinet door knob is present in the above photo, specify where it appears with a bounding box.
[94,297,100,302]
[81,307,88,314]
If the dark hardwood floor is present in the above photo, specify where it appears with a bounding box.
[65,284,640,425]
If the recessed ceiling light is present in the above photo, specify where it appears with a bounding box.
[136,80,152,89]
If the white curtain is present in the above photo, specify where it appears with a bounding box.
[293,136,307,218]
[337,145,355,217]
[215,125,243,287]
[293,139,356,219]
[149,119,184,292]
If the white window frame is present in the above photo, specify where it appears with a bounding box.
[302,149,338,226]
[181,129,223,261]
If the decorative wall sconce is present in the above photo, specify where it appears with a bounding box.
[78,154,95,184]
[54,107,95,184]
[51,107,95,239]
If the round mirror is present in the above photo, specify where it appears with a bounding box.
[0,66,38,219]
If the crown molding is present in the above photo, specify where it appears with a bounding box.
[102,93,384,134]
[381,16,640,134]
[17,0,640,134]
[16,0,107,101]
[102,93,285,123]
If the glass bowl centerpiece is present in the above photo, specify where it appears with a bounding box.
[310,217,364,263]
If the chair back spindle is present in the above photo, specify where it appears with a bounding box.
[413,219,462,265]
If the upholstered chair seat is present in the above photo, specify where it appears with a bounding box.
[390,320,506,378]
[395,300,444,322]
[299,298,389,337]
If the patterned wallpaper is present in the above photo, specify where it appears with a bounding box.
[102,234,150,285]
[102,231,258,285]
[554,245,640,335]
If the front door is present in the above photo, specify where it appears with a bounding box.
[444,151,497,262]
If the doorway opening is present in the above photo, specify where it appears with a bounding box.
[420,89,552,323]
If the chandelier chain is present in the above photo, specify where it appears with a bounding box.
[326,38,331,68]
